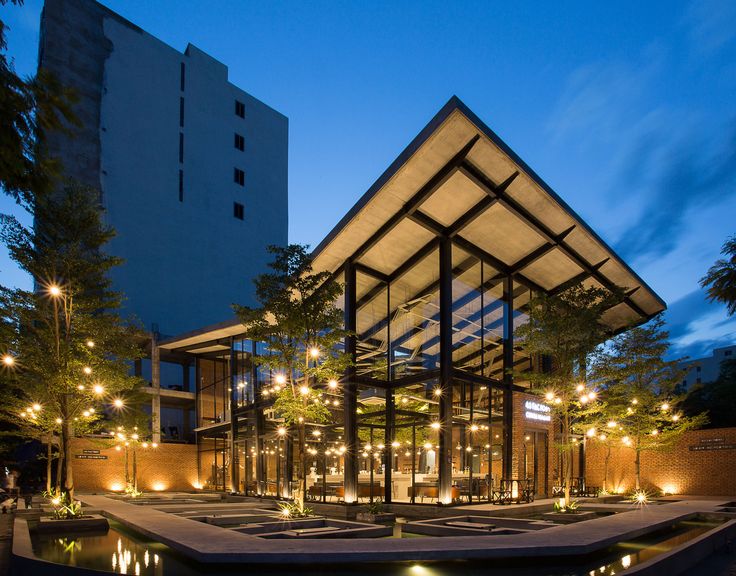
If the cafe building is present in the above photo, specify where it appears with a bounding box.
[155,97,665,505]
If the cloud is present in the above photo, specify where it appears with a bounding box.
[685,0,736,56]
[614,122,736,261]
[665,288,736,359]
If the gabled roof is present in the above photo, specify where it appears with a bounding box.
[311,96,665,332]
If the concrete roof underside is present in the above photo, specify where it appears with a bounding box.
[311,96,665,331]
[160,97,665,356]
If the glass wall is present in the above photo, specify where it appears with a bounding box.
[197,359,229,427]
[389,248,440,377]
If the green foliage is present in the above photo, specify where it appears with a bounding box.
[553,498,579,513]
[0,2,78,208]
[364,499,384,515]
[272,386,331,426]
[0,183,146,494]
[700,235,736,316]
[515,284,622,504]
[277,501,314,518]
[45,491,84,520]
[593,315,708,488]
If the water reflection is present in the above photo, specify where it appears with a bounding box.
[32,519,722,576]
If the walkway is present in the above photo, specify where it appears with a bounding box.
[77,494,733,564]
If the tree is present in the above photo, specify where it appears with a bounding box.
[0,183,145,498]
[593,315,707,491]
[1,0,77,207]
[700,235,736,316]
[515,283,622,506]
[234,244,351,511]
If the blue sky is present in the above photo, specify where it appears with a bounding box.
[2,0,735,359]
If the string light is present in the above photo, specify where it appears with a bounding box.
[2,354,14,367]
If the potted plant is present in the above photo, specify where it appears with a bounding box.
[356,499,395,524]
[36,491,108,533]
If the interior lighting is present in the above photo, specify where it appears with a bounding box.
[430,421,440,430]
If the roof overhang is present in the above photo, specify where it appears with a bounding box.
[310,96,666,332]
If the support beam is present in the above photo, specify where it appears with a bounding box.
[502,277,514,479]
[229,338,238,492]
[460,161,648,317]
[343,261,359,503]
[348,135,480,264]
[438,238,454,504]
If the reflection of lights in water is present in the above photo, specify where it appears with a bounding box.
[621,554,632,568]
[154,553,159,566]
[135,560,140,575]
[117,538,122,553]
[144,549,149,567]
[112,553,117,570]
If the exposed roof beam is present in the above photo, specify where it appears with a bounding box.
[348,135,481,264]
[459,161,648,318]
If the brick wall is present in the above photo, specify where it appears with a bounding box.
[585,427,736,496]
[70,438,198,493]
[512,391,555,495]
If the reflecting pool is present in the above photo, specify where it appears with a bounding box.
[31,517,723,575]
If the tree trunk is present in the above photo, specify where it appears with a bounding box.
[132,448,138,493]
[55,445,63,492]
[61,421,74,498]
[46,438,53,494]
[563,414,572,506]
[295,424,306,511]
[603,444,611,493]
[635,449,641,490]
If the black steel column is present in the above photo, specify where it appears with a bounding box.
[438,237,453,504]
[503,276,514,480]
[384,387,394,503]
[229,338,239,492]
[343,260,358,503]
[252,340,265,495]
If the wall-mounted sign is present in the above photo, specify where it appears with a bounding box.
[524,400,551,422]
[689,437,735,451]
[75,454,108,460]
[82,449,100,454]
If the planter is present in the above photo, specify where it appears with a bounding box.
[356,512,396,524]
[541,510,597,524]
[36,514,109,533]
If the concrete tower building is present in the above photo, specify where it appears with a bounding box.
[38,0,288,337]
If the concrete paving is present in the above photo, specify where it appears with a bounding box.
[78,493,735,564]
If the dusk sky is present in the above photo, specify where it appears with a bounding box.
[2,0,735,359]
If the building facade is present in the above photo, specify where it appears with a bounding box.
[679,345,736,389]
[39,0,288,337]
[156,99,666,504]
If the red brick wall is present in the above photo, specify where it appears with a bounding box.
[585,427,736,496]
[512,391,555,496]
[70,438,198,493]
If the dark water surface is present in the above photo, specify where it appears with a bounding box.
[31,518,722,576]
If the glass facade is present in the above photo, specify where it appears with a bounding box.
[190,238,551,505]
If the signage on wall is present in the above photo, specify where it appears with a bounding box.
[689,437,736,452]
[524,400,551,422]
[75,454,108,460]
[82,449,100,454]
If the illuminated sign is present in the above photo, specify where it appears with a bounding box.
[525,400,551,422]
